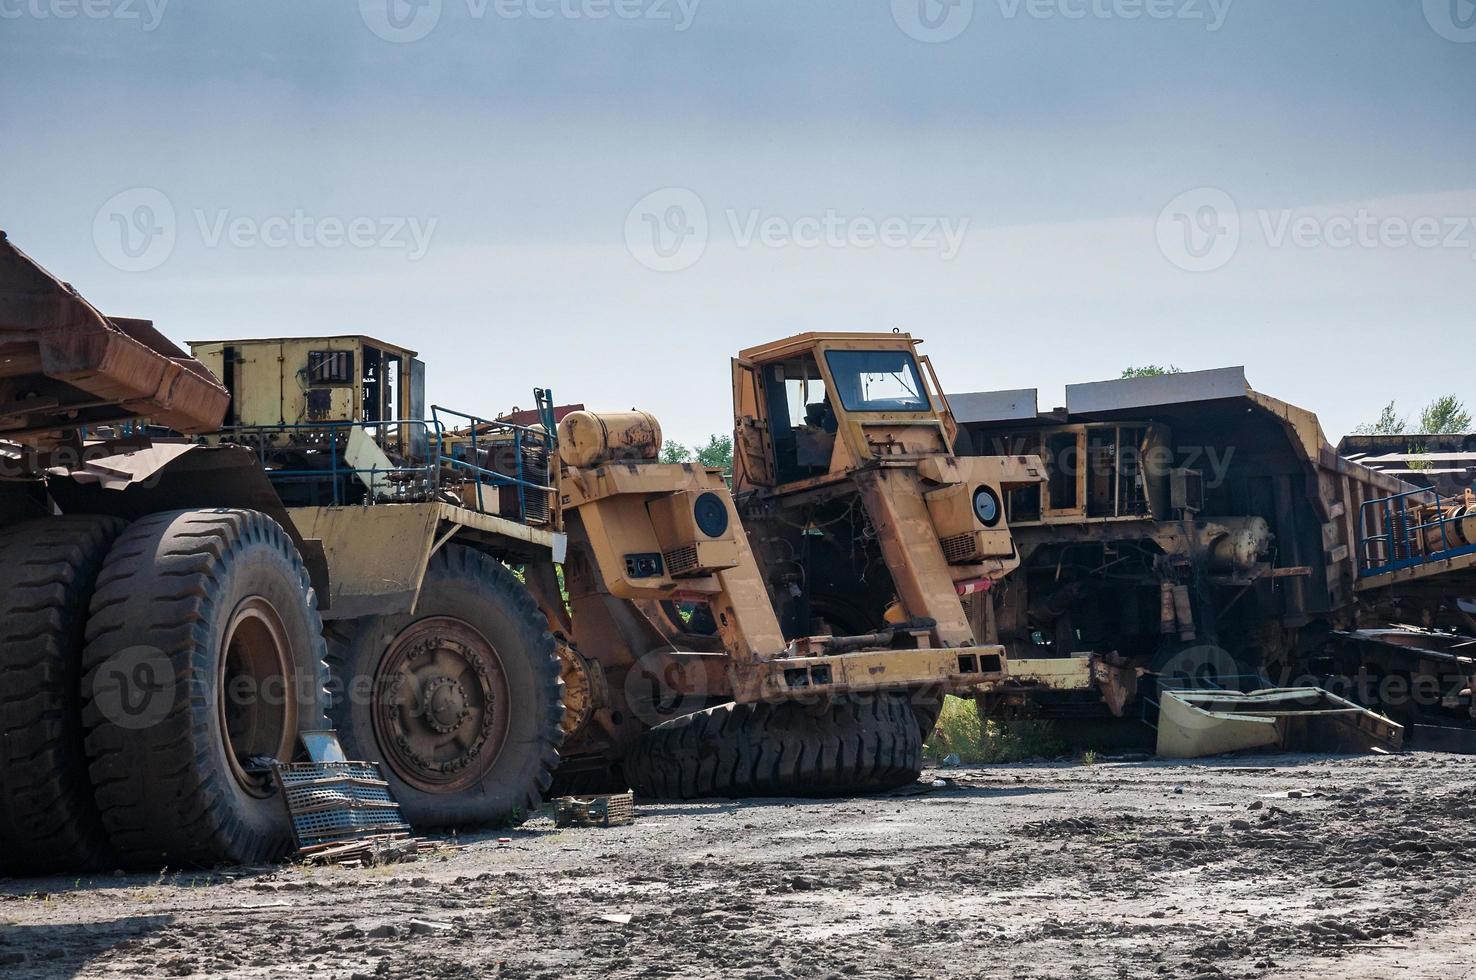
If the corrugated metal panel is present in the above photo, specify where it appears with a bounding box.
[948,388,1039,424]
[1066,366,1249,415]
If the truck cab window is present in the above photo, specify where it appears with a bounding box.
[761,354,835,484]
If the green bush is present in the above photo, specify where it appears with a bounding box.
[922,696,1067,764]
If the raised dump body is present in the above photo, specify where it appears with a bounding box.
[0,231,228,443]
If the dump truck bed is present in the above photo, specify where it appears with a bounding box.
[0,231,228,443]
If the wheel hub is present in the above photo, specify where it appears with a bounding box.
[422,676,471,734]
[219,596,297,797]
[373,617,510,793]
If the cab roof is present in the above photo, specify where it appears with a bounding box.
[739,331,921,363]
[187,335,418,359]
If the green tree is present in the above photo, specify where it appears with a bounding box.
[1354,401,1407,435]
[659,440,692,464]
[1418,395,1472,434]
[1120,365,1182,379]
[693,434,733,475]
[659,435,733,476]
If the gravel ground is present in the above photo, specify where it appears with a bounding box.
[3,752,1475,979]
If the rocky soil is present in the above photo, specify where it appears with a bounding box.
[2,752,1474,979]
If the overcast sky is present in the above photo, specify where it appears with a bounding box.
[3,0,1473,444]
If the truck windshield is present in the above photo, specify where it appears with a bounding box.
[823,349,929,413]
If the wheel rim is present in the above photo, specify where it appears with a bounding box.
[219,596,298,797]
[373,617,511,793]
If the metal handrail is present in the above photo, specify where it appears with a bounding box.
[431,395,558,524]
[1356,485,1473,578]
[219,419,445,507]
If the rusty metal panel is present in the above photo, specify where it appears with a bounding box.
[287,504,443,620]
[854,468,977,647]
[738,644,1009,702]
[0,232,228,440]
[1156,688,1403,759]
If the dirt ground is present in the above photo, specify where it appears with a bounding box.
[3,752,1475,980]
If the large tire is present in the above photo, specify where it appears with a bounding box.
[625,694,923,800]
[81,510,329,869]
[0,516,126,875]
[326,545,563,828]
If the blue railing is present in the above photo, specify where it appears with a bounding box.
[219,419,445,507]
[218,389,558,523]
[1357,486,1476,578]
[431,391,558,526]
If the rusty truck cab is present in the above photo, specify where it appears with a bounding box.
[732,332,959,493]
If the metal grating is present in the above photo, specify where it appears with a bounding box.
[272,761,410,849]
[940,532,980,565]
[663,544,700,577]
[554,792,635,828]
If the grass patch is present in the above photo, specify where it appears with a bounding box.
[922,696,1068,764]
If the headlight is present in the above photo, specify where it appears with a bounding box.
[693,491,730,538]
[972,486,1002,527]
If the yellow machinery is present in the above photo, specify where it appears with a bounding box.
[0,234,1413,879]
[0,231,1080,881]
[726,332,1090,729]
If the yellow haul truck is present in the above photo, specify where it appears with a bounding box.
[728,332,1095,721]
[0,237,1049,874]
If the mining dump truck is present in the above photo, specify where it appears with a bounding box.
[0,236,1058,873]
[950,367,1475,744]
[726,332,1096,721]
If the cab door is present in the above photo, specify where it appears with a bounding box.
[731,357,775,490]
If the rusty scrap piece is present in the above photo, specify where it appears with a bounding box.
[298,834,426,868]
[0,230,229,442]
[554,792,635,828]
